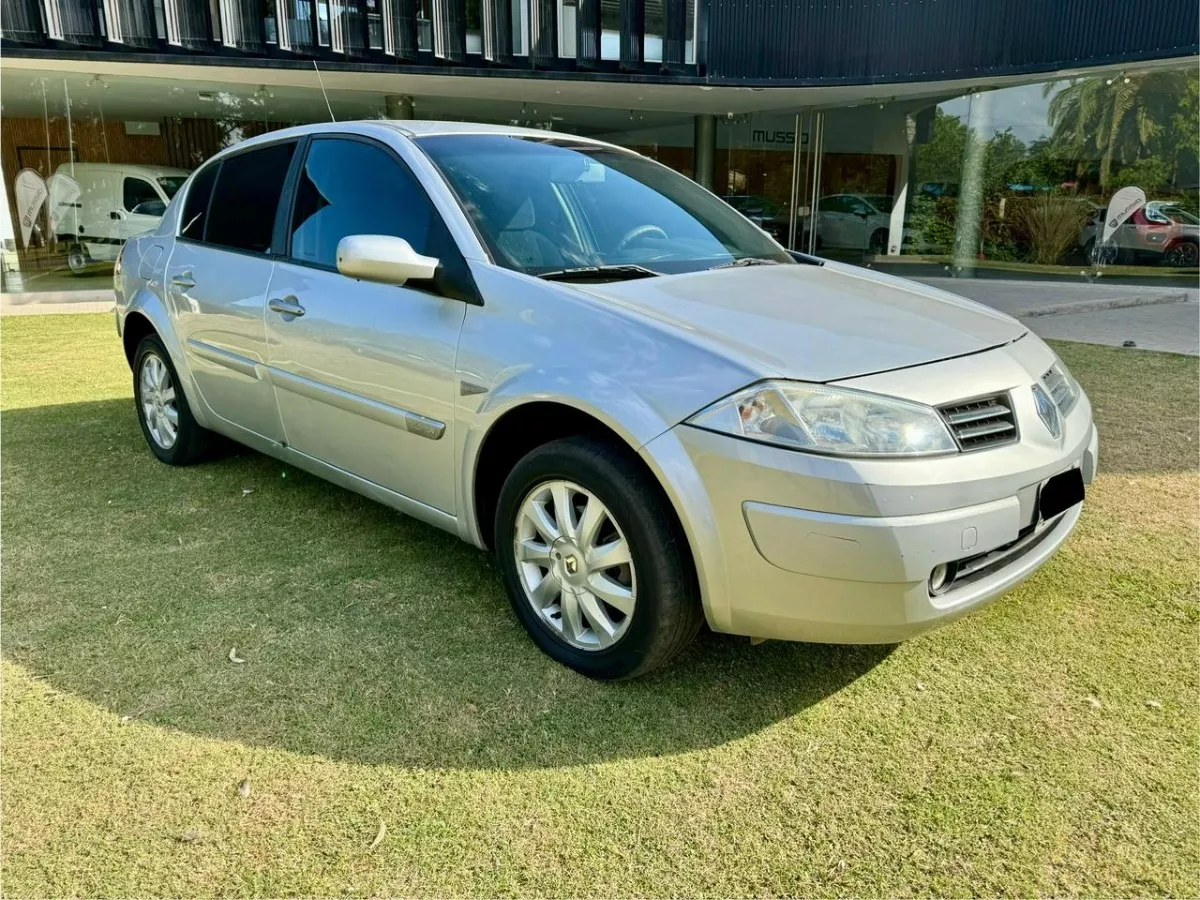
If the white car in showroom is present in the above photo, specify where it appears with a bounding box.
[114,121,1096,679]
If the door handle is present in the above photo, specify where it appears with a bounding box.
[269,296,305,318]
[169,272,195,290]
[110,210,124,220]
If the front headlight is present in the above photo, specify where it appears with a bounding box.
[686,380,958,458]
[1043,358,1079,413]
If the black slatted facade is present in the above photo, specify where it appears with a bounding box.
[575,0,601,68]
[528,0,555,66]
[480,0,511,63]
[382,0,418,58]
[276,0,318,54]
[659,0,684,70]
[47,0,104,45]
[1,0,1195,85]
[705,0,1200,83]
[618,0,643,69]
[163,0,212,49]
[432,0,465,61]
[105,0,158,47]
[218,0,265,51]
[1,0,47,42]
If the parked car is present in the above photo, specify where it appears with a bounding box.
[53,162,190,274]
[722,193,788,241]
[814,193,892,254]
[1081,200,1200,267]
[115,122,1096,679]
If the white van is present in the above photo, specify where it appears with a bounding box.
[53,163,190,274]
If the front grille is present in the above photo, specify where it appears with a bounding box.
[1042,365,1075,411]
[937,393,1018,451]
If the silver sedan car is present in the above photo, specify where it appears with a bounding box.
[115,121,1097,679]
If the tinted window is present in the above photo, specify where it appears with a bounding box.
[206,142,296,253]
[123,177,159,212]
[288,138,433,268]
[180,163,218,240]
[419,134,790,276]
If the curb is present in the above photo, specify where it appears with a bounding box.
[1016,292,1191,319]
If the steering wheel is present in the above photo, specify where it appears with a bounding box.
[615,224,669,254]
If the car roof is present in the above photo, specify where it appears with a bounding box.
[55,162,190,176]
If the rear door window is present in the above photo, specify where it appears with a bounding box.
[204,141,297,253]
[179,163,218,240]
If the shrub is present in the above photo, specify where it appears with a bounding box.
[1014,194,1088,265]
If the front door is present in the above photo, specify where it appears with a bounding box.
[167,140,299,443]
[263,135,466,514]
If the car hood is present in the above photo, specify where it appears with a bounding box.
[572,261,1026,382]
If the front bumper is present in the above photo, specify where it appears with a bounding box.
[639,336,1098,644]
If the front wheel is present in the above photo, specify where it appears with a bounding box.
[494,437,702,680]
[66,243,90,276]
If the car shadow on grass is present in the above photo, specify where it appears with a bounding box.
[2,399,893,770]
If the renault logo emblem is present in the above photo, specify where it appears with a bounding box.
[1031,384,1061,438]
[564,556,579,575]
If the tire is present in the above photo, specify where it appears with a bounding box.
[66,243,90,276]
[494,436,703,680]
[133,334,216,466]
[868,229,887,256]
[1164,241,1198,268]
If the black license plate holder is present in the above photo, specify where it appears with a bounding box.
[1039,467,1085,521]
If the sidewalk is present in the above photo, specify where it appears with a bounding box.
[1,289,114,316]
[912,276,1197,318]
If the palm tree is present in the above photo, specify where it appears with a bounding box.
[1045,70,1187,190]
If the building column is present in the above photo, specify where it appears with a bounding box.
[386,95,415,120]
[693,114,716,191]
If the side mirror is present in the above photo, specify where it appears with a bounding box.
[336,234,439,287]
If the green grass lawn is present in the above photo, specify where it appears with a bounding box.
[2,314,1197,896]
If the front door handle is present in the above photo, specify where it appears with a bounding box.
[269,296,306,318]
[169,271,195,290]
[110,210,124,220]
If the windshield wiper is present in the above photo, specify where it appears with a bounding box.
[536,264,660,282]
[708,256,781,270]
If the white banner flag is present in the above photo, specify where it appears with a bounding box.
[14,169,48,249]
[1101,186,1147,245]
[47,172,82,237]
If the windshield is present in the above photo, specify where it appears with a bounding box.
[157,176,188,199]
[418,135,793,276]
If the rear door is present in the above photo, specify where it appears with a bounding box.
[262,134,467,514]
[166,140,298,443]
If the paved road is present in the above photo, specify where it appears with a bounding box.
[1021,300,1198,356]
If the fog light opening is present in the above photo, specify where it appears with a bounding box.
[929,562,953,595]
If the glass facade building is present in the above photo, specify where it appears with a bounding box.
[1,1,1196,294]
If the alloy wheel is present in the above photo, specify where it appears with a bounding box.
[139,352,179,450]
[513,479,637,651]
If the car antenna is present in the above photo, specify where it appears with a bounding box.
[313,61,336,122]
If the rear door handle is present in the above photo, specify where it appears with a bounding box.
[269,296,305,318]
[169,271,195,290]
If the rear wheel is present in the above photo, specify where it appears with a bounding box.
[133,334,216,465]
[868,228,887,256]
[1164,240,1198,267]
[494,437,702,680]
